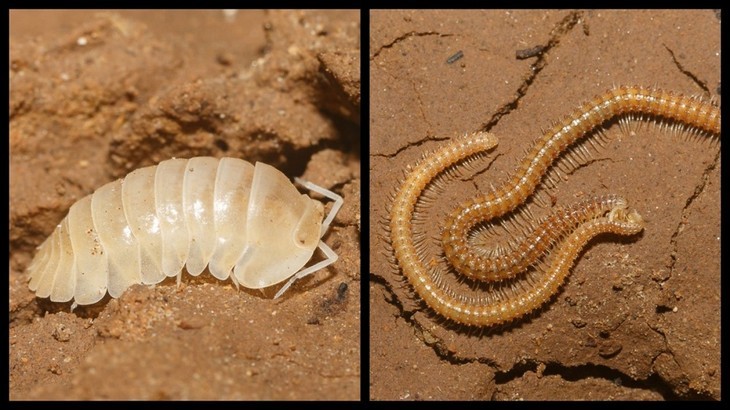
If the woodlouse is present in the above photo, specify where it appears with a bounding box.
[26,157,343,307]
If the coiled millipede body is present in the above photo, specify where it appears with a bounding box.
[390,86,720,327]
[27,157,343,307]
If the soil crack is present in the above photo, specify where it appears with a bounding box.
[479,10,584,132]
[666,146,720,278]
[494,359,680,399]
[371,135,451,159]
[371,31,454,59]
[663,44,712,94]
[370,278,495,367]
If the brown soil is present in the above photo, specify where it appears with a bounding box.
[10,10,360,400]
[370,10,719,400]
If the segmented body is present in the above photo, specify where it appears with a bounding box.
[389,86,720,327]
[453,195,629,281]
[27,157,341,306]
[442,86,720,281]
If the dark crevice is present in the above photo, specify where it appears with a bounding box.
[371,31,454,59]
[479,11,584,132]
[371,135,451,159]
[370,272,407,318]
[647,321,669,347]
[647,350,717,400]
[370,278,498,367]
[494,360,684,400]
[666,146,720,279]
[663,44,712,95]
[377,268,714,399]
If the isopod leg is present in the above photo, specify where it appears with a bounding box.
[294,177,343,237]
[273,240,338,299]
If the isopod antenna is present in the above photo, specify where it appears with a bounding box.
[274,178,344,299]
[295,177,343,237]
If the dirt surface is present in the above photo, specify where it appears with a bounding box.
[10,10,360,400]
[370,10,719,400]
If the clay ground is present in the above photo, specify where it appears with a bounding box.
[370,10,719,400]
[10,10,360,400]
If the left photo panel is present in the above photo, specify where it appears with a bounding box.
[10,9,361,400]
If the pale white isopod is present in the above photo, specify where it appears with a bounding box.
[26,157,343,307]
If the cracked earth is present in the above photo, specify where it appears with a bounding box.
[370,10,719,400]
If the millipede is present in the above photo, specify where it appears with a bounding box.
[389,85,721,327]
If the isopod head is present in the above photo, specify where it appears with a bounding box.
[233,161,325,289]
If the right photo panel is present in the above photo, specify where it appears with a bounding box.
[369,9,720,400]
